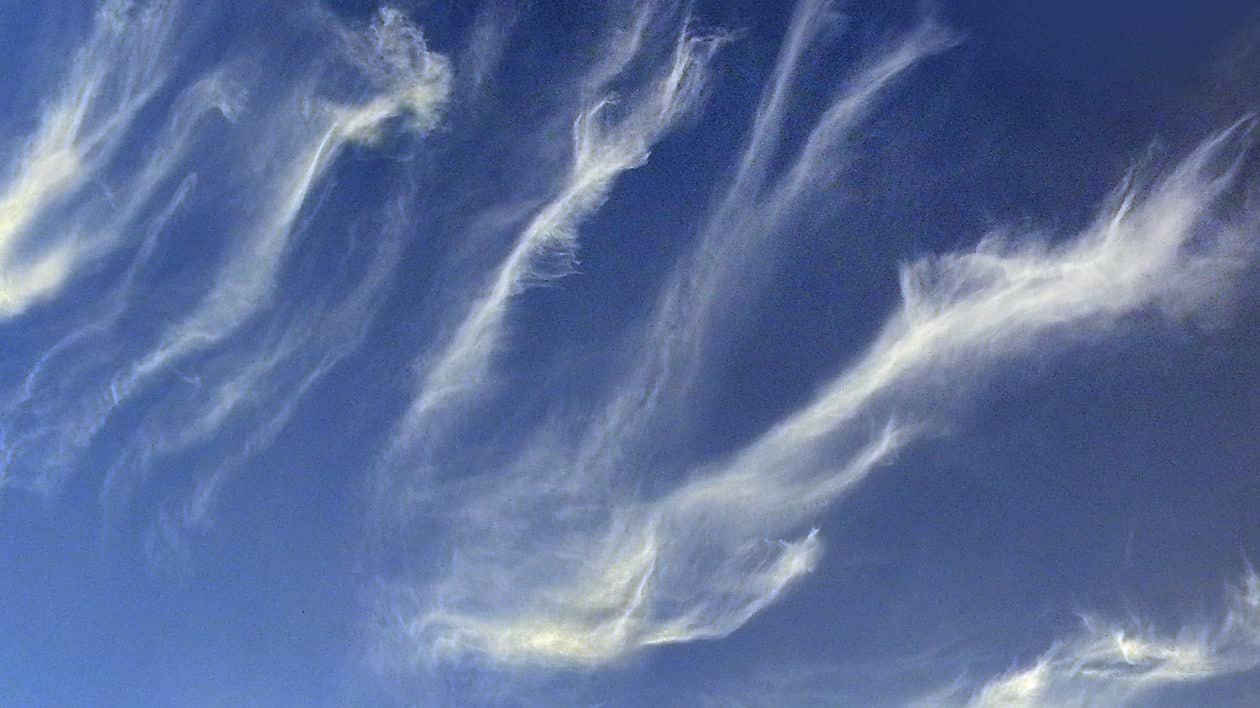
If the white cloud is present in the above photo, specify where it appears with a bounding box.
[0,2,1254,697]
[376,117,1256,668]
[116,8,451,404]
[0,6,451,512]
[573,7,958,480]
[0,0,186,317]
[964,569,1260,707]
[456,1,520,93]
[386,12,727,455]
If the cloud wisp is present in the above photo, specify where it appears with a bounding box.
[574,4,959,481]
[0,4,451,519]
[108,7,451,424]
[374,102,1255,667]
[385,8,728,463]
[0,0,155,312]
[1,2,1257,703]
[961,568,1260,707]
[0,0,219,318]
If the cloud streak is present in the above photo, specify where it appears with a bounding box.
[376,108,1255,667]
[962,568,1260,707]
[113,7,451,409]
[0,2,1256,703]
[575,5,958,479]
[0,0,195,317]
[0,4,451,518]
[385,6,727,457]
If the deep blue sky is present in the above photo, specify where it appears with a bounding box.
[2,1,1260,706]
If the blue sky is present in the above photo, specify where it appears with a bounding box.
[2,0,1260,705]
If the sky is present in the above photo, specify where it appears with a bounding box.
[2,0,1260,706]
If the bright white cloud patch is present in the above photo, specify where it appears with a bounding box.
[0,0,203,317]
[0,3,450,511]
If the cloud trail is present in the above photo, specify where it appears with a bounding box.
[962,569,1260,707]
[0,4,451,516]
[113,7,451,407]
[387,10,726,457]
[0,0,190,317]
[375,116,1256,667]
[575,7,958,479]
[104,194,414,534]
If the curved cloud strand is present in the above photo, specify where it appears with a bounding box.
[387,14,726,456]
[377,120,1256,668]
[0,5,451,511]
[107,198,414,537]
[963,569,1260,707]
[114,7,451,411]
[0,0,188,317]
[575,10,958,479]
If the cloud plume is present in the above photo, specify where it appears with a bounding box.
[387,9,727,459]
[374,109,1255,667]
[0,4,451,513]
[963,568,1260,707]
[0,0,198,317]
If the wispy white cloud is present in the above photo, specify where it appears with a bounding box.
[114,7,451,405]
[107,194,414,534]
[961,568,1260,707]
[0,6,453,501]
[0,2,1254,700]
[386,10,727,456]
[0,5,451,517]
[0,0,191,317]
[376,116,1255,668]
[575,6,958,479]
[457,1,520,93]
